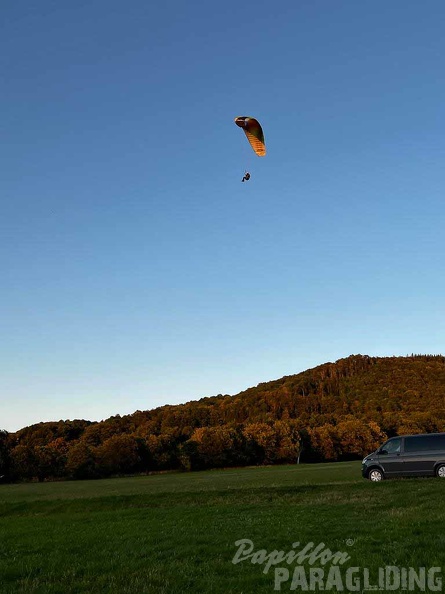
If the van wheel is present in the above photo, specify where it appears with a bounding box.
[436,465,445,478]
[368,468,384,482]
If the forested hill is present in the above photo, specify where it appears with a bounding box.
[3,354,445,482]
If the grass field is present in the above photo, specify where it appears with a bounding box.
[1,462,445,593]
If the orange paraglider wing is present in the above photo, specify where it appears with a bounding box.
[234,116,266,156]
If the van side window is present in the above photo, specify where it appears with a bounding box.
[405,435,445,452]
[383,438,401,453]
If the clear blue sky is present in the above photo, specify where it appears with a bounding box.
[2,1,445,432]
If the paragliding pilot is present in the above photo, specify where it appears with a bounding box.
[242,171,251,182]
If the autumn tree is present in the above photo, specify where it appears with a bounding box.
[188,425,241,468]
[335,418,384,459]
[144,433,180,471]
[307,424,340,461]
[0,431,11,481]
[242,422,277,464]
[96,434,141,476]
[66,442,97,479]
[10,445,38,481]
[273,420,302,463]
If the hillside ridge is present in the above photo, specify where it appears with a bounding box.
[3,353,445,481]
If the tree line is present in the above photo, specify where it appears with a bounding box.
[2,354,445,482]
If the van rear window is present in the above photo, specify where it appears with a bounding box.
[404,435,445,452]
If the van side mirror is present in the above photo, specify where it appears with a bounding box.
[378,449,388,455]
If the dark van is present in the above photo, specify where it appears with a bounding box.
[362,433,445,481]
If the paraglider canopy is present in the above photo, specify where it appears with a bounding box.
[234,116,266,157]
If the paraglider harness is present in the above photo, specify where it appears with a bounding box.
[242,171,251,182]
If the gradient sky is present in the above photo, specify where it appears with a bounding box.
[2,1,445,432]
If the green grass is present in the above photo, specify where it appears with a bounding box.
[1,462,445,593]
